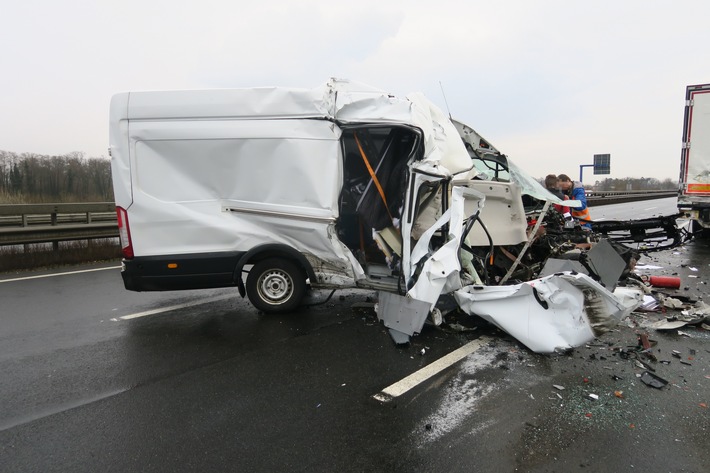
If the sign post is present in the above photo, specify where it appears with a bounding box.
[579,154,611,182]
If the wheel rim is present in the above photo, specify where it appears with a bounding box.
[256,269,294,305]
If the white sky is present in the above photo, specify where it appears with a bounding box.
[2,0,709,181]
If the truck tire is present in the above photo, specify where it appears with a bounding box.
[246,258,306,313]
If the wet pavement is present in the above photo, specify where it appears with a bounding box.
[0,199,708,473]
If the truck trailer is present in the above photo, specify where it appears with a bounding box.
[678,83,710,230]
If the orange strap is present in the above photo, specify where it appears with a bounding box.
[354,133,394,223]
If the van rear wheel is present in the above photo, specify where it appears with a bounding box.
[246,258,306,313]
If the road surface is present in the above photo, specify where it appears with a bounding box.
[1,197,707,472]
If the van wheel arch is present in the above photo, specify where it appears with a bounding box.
[233,244,315,298]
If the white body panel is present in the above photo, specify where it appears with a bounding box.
[454,272,629,354]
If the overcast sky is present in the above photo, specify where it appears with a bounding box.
[2,0,708,181]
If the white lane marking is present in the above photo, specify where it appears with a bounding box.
[644,206,657,211]
[0,387,128,432]
[0,265,122,283]
[112,293,237,321]
[372,337,491,402]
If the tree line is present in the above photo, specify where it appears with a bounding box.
[592,177,677,191]
[0,151,113,203]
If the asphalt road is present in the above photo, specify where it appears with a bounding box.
[0,197,708,473]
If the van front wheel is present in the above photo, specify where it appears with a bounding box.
[246,259,306,313]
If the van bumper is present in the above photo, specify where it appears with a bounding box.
[121,252,244,291]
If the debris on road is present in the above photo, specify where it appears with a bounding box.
[639,371,668,389]
[662,297,684,309]
[650,275,681,289]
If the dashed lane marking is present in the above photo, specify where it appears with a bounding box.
[372,336,491,402]
[111,293,237,321]
[0,265,122,283]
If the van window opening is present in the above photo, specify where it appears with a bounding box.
[337,126,421,272]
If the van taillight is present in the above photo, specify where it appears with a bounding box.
[116,206,134,259]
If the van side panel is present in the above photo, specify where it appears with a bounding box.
[128,119,342,256]
[119,116,360,290]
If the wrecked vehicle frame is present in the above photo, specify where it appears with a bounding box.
[110,78,682,354]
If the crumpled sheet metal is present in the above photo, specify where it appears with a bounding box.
[612,286,646,319]
[323,78,472,177]
[454,272,637,354]
[408,186,485,311]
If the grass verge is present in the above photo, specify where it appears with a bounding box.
[0,239,121,273]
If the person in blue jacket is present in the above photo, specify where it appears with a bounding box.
[558,174,592,229]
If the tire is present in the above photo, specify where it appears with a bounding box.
[246,258,306,313]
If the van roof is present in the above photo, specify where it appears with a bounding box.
[111,78,473,175]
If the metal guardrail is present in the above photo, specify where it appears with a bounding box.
[586,190,677,206]
[0,192,679,249]
[0,202,118,248]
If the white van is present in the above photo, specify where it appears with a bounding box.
[110,78,638,352]
[109,78,477,316]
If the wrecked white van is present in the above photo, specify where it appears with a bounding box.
[110,78,478,314]
[110,78,641,353]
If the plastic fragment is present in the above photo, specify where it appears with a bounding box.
[662,297,684,308]
[700,403,708,409]
[638,333,652,350]
[640,371,668,389]
[588,393,599,400]
[553,385,565,391]
[652,320,687,330]
[614,391,624,398]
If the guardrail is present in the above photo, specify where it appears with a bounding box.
[0,191,680,249]
[0,202,118,249]
[586,190,677,206]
